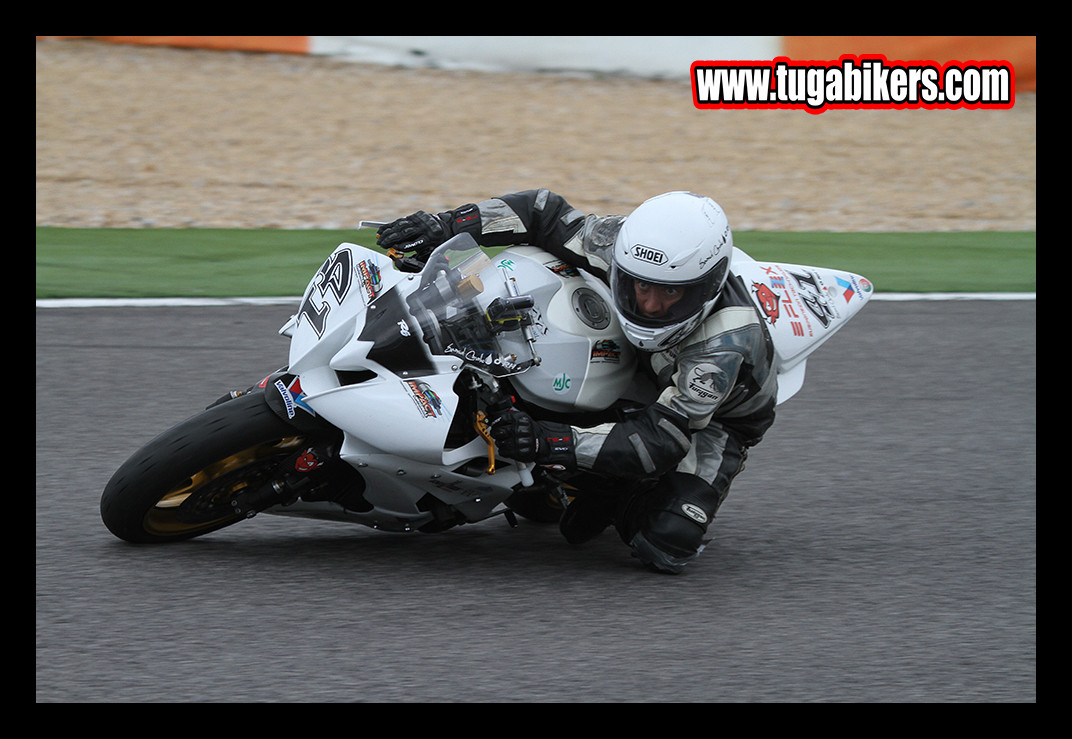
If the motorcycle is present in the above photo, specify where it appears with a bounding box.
[100,229,873,543]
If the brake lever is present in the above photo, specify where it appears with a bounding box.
[474,410,497,475]
[474,409,534,487]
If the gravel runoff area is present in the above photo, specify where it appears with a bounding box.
[37,39,1035,233]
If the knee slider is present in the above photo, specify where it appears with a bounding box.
[629,473,720,569]
[630,502,709,574]
[644,501,709,559]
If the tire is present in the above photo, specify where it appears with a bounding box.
[100,392,315,543]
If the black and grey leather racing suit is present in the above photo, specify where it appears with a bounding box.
[446,188,778,570]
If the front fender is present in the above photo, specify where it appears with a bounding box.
[214,366,338,435]
[255,368,340,435]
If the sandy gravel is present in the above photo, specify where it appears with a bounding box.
[36,39,1036,232]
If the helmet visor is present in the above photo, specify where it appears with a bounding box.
[611,257,728,329]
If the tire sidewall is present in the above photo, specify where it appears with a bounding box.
[100,393,307,543]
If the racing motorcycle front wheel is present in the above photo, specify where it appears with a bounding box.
[101,392,334,543]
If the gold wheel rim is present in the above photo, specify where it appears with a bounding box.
[142,435,305,537]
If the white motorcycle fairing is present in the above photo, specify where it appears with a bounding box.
[263,235,873,533]
[271,235,636,532]
[733,247,874,404]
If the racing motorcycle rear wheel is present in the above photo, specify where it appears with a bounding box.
[100,392,318,543]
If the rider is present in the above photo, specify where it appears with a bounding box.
[376,189,778,573]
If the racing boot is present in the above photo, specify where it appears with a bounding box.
[506,480,570,524]
[558,488,619,545]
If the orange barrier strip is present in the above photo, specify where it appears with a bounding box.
[37,36,311,54]
[38,36,1038,91]
[783,36,1036,91]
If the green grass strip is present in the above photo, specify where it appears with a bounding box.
[36,227,1035,299]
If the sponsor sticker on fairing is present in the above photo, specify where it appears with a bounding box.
[357,259,382,302]
[274,377,316,419]
[403,379,449,419]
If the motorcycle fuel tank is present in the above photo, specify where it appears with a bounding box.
[484,247,636,413]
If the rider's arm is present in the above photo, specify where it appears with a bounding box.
[570,344,740,478]
[472,189,583,248]
[571,304,778,479]
[472,189,618,280]
[377,188,619,277]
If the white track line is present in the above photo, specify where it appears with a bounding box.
[35,293,1036,309]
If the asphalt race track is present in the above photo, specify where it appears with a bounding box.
[36,299,1036,702]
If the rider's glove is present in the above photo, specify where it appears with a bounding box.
[489,409,576,471]
[376,204,481,259]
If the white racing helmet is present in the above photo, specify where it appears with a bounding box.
[610,192,733,350]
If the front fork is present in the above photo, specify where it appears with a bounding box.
[208,367,357,518]
[228,442,354,519]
